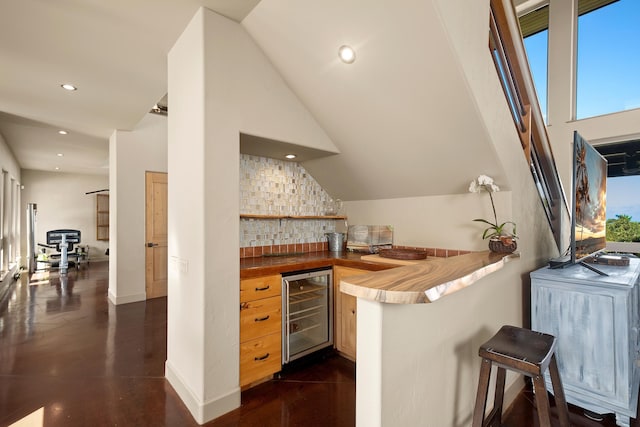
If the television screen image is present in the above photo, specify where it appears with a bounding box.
[572,131,608,262]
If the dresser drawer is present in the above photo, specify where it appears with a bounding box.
[240,275,281,302]
[240,295,282,342]
[239,332,281,386]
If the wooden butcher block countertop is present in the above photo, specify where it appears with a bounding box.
[340,251,519,304]
[240,251,396,279]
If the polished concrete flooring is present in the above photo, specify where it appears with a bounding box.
[0,261,636,426]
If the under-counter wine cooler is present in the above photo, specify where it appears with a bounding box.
[282,267,333,364]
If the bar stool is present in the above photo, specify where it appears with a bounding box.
[472,325,570,427]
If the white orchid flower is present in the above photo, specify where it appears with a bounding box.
[469,175,517,242]
[469,175,500,193]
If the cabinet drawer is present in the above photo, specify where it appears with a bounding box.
[240,295,282,342]
[240,332,281,386]
[240,275,281,302]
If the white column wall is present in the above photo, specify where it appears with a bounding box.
[166,10,209,418]
[108,113,167,305]
[166,7,337,423]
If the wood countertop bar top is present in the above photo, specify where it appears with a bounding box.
[340,251,520,304]
[240,251,395,279]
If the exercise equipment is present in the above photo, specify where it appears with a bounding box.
[44,229,81,274]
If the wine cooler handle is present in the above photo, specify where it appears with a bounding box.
[254,353,270,361]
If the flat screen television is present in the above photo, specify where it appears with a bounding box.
[571,131,608,264]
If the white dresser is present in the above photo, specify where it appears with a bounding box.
[531,259,640,427]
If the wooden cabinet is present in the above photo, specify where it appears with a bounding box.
[333,266,369,361]
[239,274,282,387]
[96,194,109,241]
[531,259,640,427]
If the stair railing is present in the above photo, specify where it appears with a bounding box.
[489,0,569,252]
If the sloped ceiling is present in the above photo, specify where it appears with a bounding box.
[1,0,504,199]
[242,0,502,200]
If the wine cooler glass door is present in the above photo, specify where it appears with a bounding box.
[282,269,333,363]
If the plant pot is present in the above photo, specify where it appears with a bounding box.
[488,237,517,254]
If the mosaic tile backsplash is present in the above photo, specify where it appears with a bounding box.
[240,154,338,248]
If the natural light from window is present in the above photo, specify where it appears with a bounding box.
[577,0,640,119]
[523,29,548,123]
[520,1,640,249]
[608,176,640,220]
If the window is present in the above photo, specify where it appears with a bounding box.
[577,0,640,119]
[520,5,549,123]
[0,170,21,276]
[596,140,640,247]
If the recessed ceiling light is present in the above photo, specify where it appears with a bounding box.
[54,167,60,171]
[58,130,68,135]
[285,154,297,159]
[57,153,64,157]
[60,83,77,91]
[338,45,356,64]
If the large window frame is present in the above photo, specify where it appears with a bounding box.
[518,0,631,121]
[0,169,21,280]
[576,0,640,119]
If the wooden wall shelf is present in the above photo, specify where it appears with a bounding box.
[240,214,347,220]
[96,193,109,241]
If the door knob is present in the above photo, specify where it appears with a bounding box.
[146,242,158,247]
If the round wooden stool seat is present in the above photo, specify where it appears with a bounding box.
[472,325,571,427]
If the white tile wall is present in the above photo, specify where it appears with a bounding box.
[240,154,338,247]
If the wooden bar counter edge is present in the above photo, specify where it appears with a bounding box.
[340,250,520,304]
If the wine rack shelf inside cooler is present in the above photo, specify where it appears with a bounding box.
[282,269,333,363]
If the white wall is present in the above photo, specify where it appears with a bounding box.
[108,113,167,305]
[357,264,524,427]
[344,191,512,252]
[20,169,108,262]
[166,7,338,424]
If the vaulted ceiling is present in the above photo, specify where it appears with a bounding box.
[0,0,506,200]
[0,0,260,174]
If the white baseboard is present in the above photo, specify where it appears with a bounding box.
[108,290,146,305]
[165,361,240,424]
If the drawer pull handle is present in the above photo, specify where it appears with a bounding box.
[255,315,270,322]
[254,353,270,361]
[255,285,270,291]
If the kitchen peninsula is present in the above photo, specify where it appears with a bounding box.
[339,251,519,304]
[239,249,518,427]
[239,249,518,398]
[240,250,517,299]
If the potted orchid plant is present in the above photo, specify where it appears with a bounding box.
[469,175,517,252]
